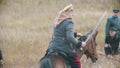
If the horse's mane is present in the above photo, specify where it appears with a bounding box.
[78,31,98,42]
[78,32,91,41]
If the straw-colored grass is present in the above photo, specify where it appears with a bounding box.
[0,0,119,68]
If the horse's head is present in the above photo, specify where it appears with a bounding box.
[78,30,98,63]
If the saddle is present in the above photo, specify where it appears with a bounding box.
[47,49,68,60]
[46,49,71,68]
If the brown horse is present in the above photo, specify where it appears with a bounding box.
[39,31,98,68]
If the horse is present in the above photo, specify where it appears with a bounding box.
[39,31,98,68]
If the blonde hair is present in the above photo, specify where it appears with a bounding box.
[62,4,73,12]
[54,4,74,28]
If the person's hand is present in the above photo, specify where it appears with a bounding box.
[105,44,109,47]
[81,42,86,47]
[107,55,113,59]
[0,59,3,64]
[77,33,83,37]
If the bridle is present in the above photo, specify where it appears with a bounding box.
[84,36,97,56]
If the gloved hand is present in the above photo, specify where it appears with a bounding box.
[81,42,86,47]
[77,33,83,37]
[107,55,113,59]
[105,44,109,47]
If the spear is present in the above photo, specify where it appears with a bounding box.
[85,11,107,43]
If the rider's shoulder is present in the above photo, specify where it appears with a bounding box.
[107,16,120,22]
[64,19,73,24]
[107,16,113,20]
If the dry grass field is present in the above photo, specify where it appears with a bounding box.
[0,0,119,68]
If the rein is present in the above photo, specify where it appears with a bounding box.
[91,37,96,55]
[78,34,96,57]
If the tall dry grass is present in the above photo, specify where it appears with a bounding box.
[0,0,119,68]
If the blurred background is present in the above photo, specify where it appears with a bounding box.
[0,0,120,68]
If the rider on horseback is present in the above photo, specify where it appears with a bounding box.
[105,9,120,58]
[46,4,86,68]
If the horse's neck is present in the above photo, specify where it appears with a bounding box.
[76,47,85,59]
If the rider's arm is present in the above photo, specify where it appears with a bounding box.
[66,21,82,47]
[74,32,83,38]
